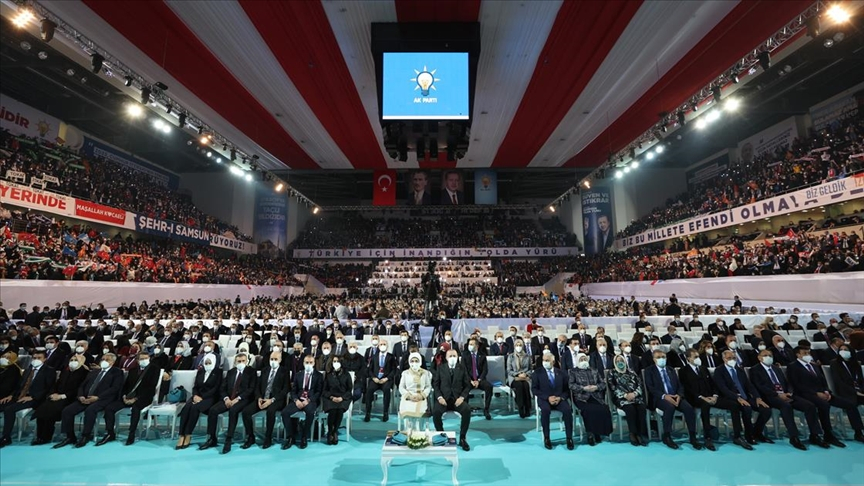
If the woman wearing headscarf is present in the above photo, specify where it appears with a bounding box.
[0,350,22,401]
[568,353,613,445]
[322,355,353,445]
[507,339,534,418]
[176,354,221,450]
[398,352,432,431]
[32,354,88,445]
[607,354,649,446]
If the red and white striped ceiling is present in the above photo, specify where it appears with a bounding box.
[40,0,813,171]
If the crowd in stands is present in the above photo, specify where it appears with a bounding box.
[617,116,864,239]
[497,257,582,286]
[1,212,299,285]
[0,129,252,242]
[301,263,374,289]
[291,212,578,249]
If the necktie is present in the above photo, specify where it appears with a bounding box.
[661,369,672,395]
[231,371,242,399]
[451,193,458,204]
[265,370,276,399]
[730,368,746,397]
[601,354,607,369]
[303,373,310,391]
[735,351,742,366]
[707,355,714,368]
[18,368,34,400]
[378,353,385,379]
[767,367,782,391]
[547,370,555,386]
[806,363,816,375]
[472,354,478,380]
[89,370,106,396]
[526,344,531,356]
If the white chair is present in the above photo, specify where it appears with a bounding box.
[486,356,512,411]
[533,396,581,441]
[112,376,162,439]
[14,408,34,442]
[144,370,196,439]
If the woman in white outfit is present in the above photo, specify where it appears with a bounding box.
[399,352,432,430]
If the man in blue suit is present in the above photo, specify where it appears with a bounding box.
[532,353,574,450]
[644,350,702,450]
[713,350,772,448]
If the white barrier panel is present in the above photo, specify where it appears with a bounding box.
[0,280,304,308]
[581,273,864,311]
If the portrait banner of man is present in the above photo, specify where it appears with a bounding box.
[405,170,434,206]
[581,188,614,256]
[440,170,465,205]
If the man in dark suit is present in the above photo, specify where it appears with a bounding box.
[532,353,574,450]
[331,333,348,358]
[24,306,44,328]
[281,355,323,449]
[818,337,844,364]
[242,351,290,449]
[0,350,56,447]
[407,170,433,206]
[433,350,472,451]
[644,350,701,450]
[708,318,729,337]
[618,341,642,375]
[98,351,160,446]
[200,353,257,454]
[55,353,124,448]
[723,335,754,368]
[714,349,773,447]
[786,347,860,448]
[679,349,745,451]
[392,331,413,363]
[562,340,580,371]
[749,350,819,450]
[770,335,796,366]
[806,313,824,330]
[490,332,509,357]
[669,315,687,332]
[440,170,464,205]
[589,327,614,352]
[364,339,396,422]
[463,339,493,419]
[660,325,680,345]
[43,335,68,370]
[571,324,591,351]
[11,303,28,321]
[589,340,614,373]
[504,326,520,354]
[531,328,551,358]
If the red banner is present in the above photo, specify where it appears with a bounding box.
[74,199,126,225]
[372,169,396,206]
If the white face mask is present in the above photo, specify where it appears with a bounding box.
[102,348,110,355]
[496,337,504,344]
[801,355,813,364]
[235,363,247,372]
[514,346,523,353]
[410,362,421,371]
[726,360,737,368]
[203,346,212,353]
[304,364,314,373]
[0,358,8,366]
[348,348,357,355]
[623,346,632,354]
[757,344,766,351]
[379,345,387,353]
[468,345,475,352]
[76,346,85,354]
[46,342,55,350]
[337,338,344,345]
[31,359,43,368]
[184,335,191,341]
[270,360,280,369]
[295,334,301,340]
[776,341,785,349]
[332,361,342,371]
[706,348,714,355]
[273,346,282,353]
[598,346,607,353]
[154,348,162,355]
[322,348,331,356]
[650,345,659,351]
[400,336,408,342]
[679,345,686,352]
[445,335,452,341]
[204,362,215,371]
[68,360,80,370]
[100,360,110,370]
[537,332,544,337]
[728,341,738,349]
[577,361,590,370]
[447,357,458,367]
[542,361,553,370]
[181,347,191,357]
[656,358,667,368]
[202,337,210,343]
[542,349,551,356]
[371,339,379,346]
[761,356,774,366]
[839,350,852,360]
[139,359,150,368]
[509,331,516,337]
[692,358,702,367]
[270,339,276,345]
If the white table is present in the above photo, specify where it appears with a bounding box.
[380,431,459,486]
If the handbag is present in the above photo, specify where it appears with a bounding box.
[167,385,187,404]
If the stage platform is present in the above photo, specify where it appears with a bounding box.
[1,409,862,486]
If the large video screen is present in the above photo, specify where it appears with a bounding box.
[382,52,469,120]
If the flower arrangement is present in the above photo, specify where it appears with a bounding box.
[407,431,430,450]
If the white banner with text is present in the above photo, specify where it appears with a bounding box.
[292,247,582,259]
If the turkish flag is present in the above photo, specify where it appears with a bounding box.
[372,169,396,206]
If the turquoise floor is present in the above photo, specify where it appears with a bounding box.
[1,410,863,486]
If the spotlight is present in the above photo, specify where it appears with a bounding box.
[731,72,739,84]
[834,32,845,42]
[126,103,143,118]
[275,183,284,192]
[66,68,75,76]
[615,170,623,179]
[153,119,165,130]
[725,98,741,112]
[655,145,665,154]
[161,125,171,134]
[12,9,35,28]
[711,85,721,102]
[215,157,221,163]
[824,38,835,48]
[757,51,770,70]
[178,113,187,128]
[806,16,820,38]
[646,152,655,160]
[676,111,686,126]
[206,151,212,158]
[244,174,253,182]
[37,51,48,60]
[623,166,631,173]
[199,136,209,145]
[695,118,708,130]
[124,75,133,87]
[90,53,104,74]
[661,124,668,133]
[40,18,57,42]
[631,161,640,169]
[230,166,243,176]
[706,110,721,123]
[826,4,851,23]
[20,41,31,51]
[313,207,320,214]
[691,101,698,112]
[583,180,591,189]
[140,87,151,105]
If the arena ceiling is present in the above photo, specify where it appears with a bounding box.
[22,0,831,175]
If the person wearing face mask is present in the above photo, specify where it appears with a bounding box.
[193,340,220,369]
[568,353,612,446]
[0,336,18,356]
[31,354,88,446]
[507,339,534,418]
[505,326,520,352]
[618,340,641,375]
[0,351,22,406]
[571,325,590,351]
[588,339,614,373]
[331,332,348,358]
[54,353,123,449]
[236,331,260,357]
[11,303,28,321]
[439,331,460,354]
[712,349,773,449]
[98,351,160,446]
[770,335,795,366]
[322,355,352,445]
[392,331,412,363]
[638,337,661,370]
[608,354,649,446]
[724,335,754,367]
[530,327,551,358]
[315,343,334,373]
[787,346,858,448]
[666,339,690,369]
[241,351,290,450]
[644,350,701,450]
[399,352,432,429]
[828,344,864,442]
[698,341,719,370]
[748,350,817,450]
[490,332,509,357]
[1,350,55,447]
[342,344,367,403]
[364,339,396,423]
[533,353,574,450]
[281,355,323,450]
[660,325,679,345]
[175,355,222,450]
[432,350,472,451]
[590,327,614,352]
[42,335,67,370]
[679,348,736,451]
[200,353,257,454]
[462,338,493,420]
